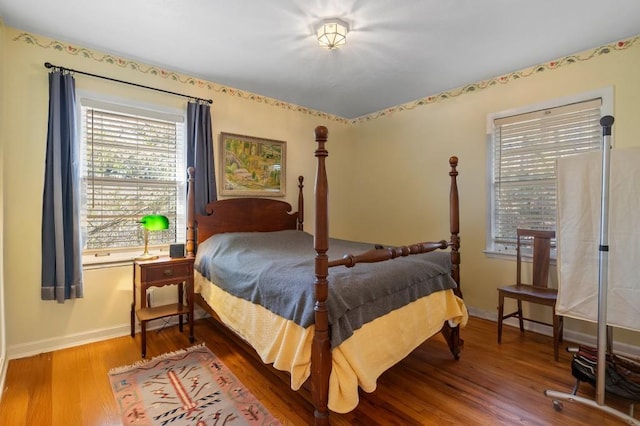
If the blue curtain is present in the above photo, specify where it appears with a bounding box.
[41,71,83,302]
[186,101,216,215]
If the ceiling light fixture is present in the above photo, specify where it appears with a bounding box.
[317,18,348,50]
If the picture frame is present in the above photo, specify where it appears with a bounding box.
[219,132,286,196]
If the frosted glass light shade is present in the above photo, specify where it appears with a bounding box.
[317,19,348,50]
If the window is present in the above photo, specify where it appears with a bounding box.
[80,99,186,259]
[487,89,612,255]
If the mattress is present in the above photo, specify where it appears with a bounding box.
[195,230,460,347]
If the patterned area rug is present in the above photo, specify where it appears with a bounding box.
[109,343,281,425]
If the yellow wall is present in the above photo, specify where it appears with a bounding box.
[2,26,640,356]
[1,27,353,356]
[0,19,7,366]
[348,38,640,346]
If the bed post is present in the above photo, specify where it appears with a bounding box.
[449,156,461,298]
[186,167,196,258]
[312,126,331,426]
[298,176,305,231]
[441,156,463,359]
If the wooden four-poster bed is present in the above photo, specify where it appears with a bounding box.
[185,125,467,425]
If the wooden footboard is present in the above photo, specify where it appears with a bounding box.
[311,126,462,425]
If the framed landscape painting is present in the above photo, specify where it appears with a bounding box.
[219,132,286,196]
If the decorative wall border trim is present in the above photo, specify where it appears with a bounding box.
[350,36,639,124]
[13,31,639,125]
[13,31,349,125]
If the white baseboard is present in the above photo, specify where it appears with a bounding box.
[0,355,7,401]
[6,308,209,361]
[6,324,131,360]
[467,306,640,358]
[5,306,639,361]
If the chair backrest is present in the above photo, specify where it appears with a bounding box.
[516,229,555,288]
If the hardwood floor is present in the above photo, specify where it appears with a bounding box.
[1,316,637,425]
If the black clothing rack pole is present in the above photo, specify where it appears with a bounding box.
[544,116,639,425]
[44,62,213,104]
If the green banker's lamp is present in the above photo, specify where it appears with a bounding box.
[135,214,169,261]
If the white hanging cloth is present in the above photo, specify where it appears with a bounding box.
[556,148,640,331]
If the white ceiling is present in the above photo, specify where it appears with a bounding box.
[2,0,640,119]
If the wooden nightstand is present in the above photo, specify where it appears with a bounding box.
[130,256,195,357]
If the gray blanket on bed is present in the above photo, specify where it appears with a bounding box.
[195,230,457,347]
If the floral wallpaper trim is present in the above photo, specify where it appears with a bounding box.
[13,31,349,125]
[14,31,638,125]
[350,36,638,124]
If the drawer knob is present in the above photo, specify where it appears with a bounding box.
[163,268,174,277]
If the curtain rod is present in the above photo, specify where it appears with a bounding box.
[44,62,213,104]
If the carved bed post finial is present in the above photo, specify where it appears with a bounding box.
[186,167,196,258]
[298,176,304,231]
[312,125,331,425]
[442,155,463,360]
[449,156,461,298]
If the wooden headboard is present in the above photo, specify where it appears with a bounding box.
[185,168,304,256]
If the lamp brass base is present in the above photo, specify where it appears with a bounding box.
[134,253,159,261]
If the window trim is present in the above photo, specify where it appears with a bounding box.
[76,91,187,268]
[485,87,614,259]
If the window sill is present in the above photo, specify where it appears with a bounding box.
[483,249,557,266]
[83,246,171,270]
[483,249,517,261]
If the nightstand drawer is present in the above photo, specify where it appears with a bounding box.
[143,263,191,282]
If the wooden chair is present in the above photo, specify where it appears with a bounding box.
[497,229,563,361]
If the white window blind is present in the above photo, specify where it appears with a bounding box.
[81,102,185,251]
[490,98,603,251]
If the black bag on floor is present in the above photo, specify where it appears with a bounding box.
[571,345,640,402]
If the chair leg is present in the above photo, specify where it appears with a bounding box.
[498,293,504,344]
[141,320,147,358]
[517,300,524,332]
[553,314,561,362]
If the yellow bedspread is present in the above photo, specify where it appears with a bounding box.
[195,271,468,413]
